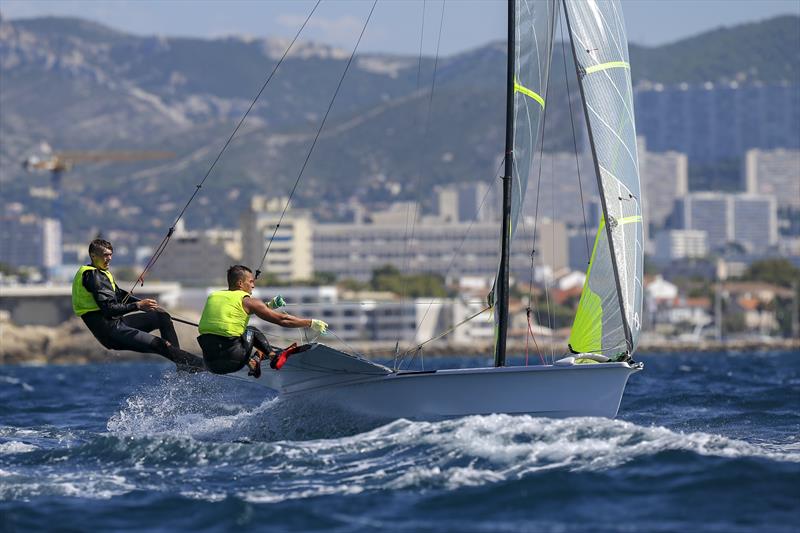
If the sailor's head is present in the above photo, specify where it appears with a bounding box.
[89,239,113,270]
[227,265,255,294]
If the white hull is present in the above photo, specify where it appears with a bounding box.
[229,344,641,420]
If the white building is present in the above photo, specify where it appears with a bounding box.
[312,204,567,282]
[653,230,708,263]
[437,182,497,223]
[0,215,61,271]
[672,192,777,253]
[241,196,313,281]
[744,148,800,209]
[249,286,452,344]
[640,145,689,229]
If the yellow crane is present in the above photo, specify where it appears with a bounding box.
[22,145,175,217]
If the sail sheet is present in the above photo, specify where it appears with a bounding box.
[564,0,644,355]
[491,0,558,333]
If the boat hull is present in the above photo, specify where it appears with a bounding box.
[229,344,640,420]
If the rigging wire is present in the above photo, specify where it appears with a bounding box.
[394,158,503,371]
[399,0,428,316]
[401,305,491,358]
[398,0,447,314]
[525,2,560,364]
[559,15,591,262]
[255,0,379,279]
[394,0,448,368]
[122,0,322,302]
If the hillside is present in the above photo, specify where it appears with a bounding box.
[1,13,797,241]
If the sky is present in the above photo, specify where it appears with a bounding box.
[2,0,798,55]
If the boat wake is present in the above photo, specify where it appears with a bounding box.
[1,371,798,504]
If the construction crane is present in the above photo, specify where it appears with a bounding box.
[22,144,175,214]
[22,146,175,191]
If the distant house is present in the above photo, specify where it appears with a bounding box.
[644,275,712,335]
[721,282,793,334]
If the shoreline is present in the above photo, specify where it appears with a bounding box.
[2,318,797,366]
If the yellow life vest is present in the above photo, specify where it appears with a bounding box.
[198,290,251,337]
[72,265,115,316]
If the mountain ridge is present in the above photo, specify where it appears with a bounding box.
[1,13,797,241]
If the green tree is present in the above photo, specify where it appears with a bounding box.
[740,258,800,288]
[368,265,449,298]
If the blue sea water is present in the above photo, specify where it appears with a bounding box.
[1,351,798,532]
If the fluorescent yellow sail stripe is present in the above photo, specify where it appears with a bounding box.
[585,61,630,75]
[514,82,545,109]
[617,215,642,225]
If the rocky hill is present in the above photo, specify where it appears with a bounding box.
[1,14,797,241]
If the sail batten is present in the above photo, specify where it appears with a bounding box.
[564,0,644,356]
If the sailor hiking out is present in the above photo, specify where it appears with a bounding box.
[71,239,205,371]
[197,265,327,377]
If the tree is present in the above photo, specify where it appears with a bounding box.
[740,258,800,288]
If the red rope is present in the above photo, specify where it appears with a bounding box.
[526,308,545,365]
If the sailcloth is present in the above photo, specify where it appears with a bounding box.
[564,0,644,355]
[492,0,558,333]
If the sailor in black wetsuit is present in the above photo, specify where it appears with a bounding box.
[71,238,204,371]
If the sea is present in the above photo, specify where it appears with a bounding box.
[1,351,798,532]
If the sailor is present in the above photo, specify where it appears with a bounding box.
[197,265,327,377]
[72,238,204,371]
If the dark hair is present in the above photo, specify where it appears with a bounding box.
[89,239,113,257]
[227,265,253,289]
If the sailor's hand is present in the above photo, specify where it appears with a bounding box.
[136,298,159,311]
[267,295,286,309]
[310,319,328,335]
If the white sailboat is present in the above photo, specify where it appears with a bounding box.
[229,0,645,420]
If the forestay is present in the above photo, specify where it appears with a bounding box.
[564,0,644,356]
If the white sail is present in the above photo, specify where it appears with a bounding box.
[510,0,559,237]
[564,0,644,356]
[492,0,559,339]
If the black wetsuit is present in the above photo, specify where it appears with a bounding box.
[197,326,271,374]
[79,269,204,370]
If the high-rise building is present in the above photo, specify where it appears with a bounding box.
[732,195,779,253]
[635,82,800,163]
[744,149,800,209]
[671,193,777,253]
[437,182,497,223]
[241,196,313,281]
[653,230,708,263]
[640,148,689,230]
[0,215,61,270]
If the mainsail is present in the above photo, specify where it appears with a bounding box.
[563,0,644,356]
[492,0,559,360]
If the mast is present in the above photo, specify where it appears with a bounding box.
[561,0,634,353]
[494,0,515,367]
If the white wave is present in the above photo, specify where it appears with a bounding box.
[0,375,34,391]
[0,473,133,500]
[0,441,38,454]
[229,414,800,497]
[100,375,800,501]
